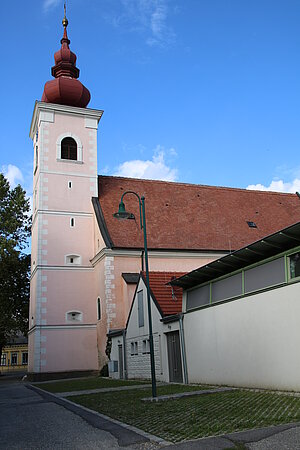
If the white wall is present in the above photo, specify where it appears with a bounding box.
[126,278,166,381]
[109,277,183,382]
[184,282,300,390]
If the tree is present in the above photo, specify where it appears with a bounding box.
[0,173,31,362]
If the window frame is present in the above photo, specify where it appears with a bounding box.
[0,353,7,366]
[288,251,300,281]
[61,137,77,161]
[22,352,28,365]
[56,133,83,163]
[11,353,18,366]
[97,297,101,321]
[137,290,144,328]
[185,245,300,313]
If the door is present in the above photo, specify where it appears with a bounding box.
[118,344,124,379]
[167,331,183,383]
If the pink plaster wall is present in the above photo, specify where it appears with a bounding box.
[148,255,220,272]
[42,328,98,372]
[29,104,100,374]
[43,270,97,324]
[44,173,95,213]
[45,113,96,174]
[28,332,35,372]
[41,214,95,266]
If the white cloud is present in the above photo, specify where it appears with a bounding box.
[114,146,178,181]
[105,0,176,47]
[2,164,24,188]
[247,178,300,193]
[43,0,60,12]
[2,164,33,214]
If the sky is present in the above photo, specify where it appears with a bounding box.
[1,0,300,198]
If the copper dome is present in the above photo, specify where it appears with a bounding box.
[41,10,90,108]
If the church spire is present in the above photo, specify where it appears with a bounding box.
[41,3,91,108]
[61,2,70,45]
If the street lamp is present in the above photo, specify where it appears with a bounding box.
[114,191,157,398]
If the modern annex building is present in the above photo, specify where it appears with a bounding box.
[28,11,300,375]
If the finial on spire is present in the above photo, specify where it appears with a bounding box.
[62,2,68,28]
[61,1,70,45]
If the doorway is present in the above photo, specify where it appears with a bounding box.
[167,331,183,383]
[118,344,124,379]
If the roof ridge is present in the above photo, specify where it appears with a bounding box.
[98,175,298,196]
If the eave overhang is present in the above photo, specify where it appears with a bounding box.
[171,221,300,290]
[29,101,104,138]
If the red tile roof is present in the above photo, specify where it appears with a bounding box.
[98,175,300,251]
[142,271,185,317]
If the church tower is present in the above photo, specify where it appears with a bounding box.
[28,8,103,375]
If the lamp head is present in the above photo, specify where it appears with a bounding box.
[113,201,134,220]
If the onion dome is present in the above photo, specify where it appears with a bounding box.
[42,5,91,108]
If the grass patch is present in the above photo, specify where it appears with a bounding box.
[36,377,148,393]
[69,387,300,443]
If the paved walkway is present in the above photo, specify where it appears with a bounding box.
[170,424,300,449]
[56,383,164,397]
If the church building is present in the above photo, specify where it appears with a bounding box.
[28,10,300,376]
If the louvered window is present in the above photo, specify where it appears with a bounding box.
[61,137,77,160]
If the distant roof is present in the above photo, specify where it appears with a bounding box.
[5,333,28,345]
[171,221,300,290]
[122,273,140,284]
[141,271,185,317]
[97,175,300,252]
[107,329,124,338]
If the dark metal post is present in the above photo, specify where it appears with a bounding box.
[114,191,157,398]
[141,196,157,398]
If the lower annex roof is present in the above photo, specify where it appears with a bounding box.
[171,221,300,290]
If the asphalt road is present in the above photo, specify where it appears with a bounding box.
[0,376,158,449]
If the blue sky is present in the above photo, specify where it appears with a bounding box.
[1,0,300,196]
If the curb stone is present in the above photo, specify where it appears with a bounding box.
[27,383,171,447]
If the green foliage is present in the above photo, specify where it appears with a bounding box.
[0,173,31,350]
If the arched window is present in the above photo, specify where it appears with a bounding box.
[61,137,77,160]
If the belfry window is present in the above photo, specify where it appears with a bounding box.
[61,137,77,160]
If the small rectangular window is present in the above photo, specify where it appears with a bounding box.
[247,221,257,228]
[244,257,285,293]
[290,252,300,279]
[66,311,82,322]
[34,146,38,174]
[66,255,81,265]
[0,353,7,366]
[97,298,101,320]
[142,339,150,354]
[212,273,242,303]
[22,353,28,365]
[68,181,72,189]
[70,218,75,227]
[131,342,138,355]
[11,353,18,366]
[137,291,144,327]
[186,284,210,310]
